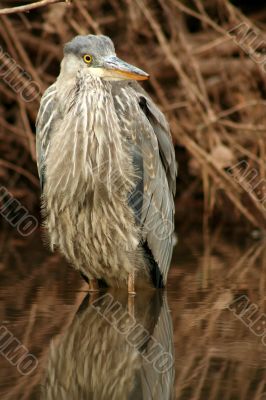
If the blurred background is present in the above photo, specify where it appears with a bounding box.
[1,0,266,235]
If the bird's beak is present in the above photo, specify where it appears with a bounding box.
[103,56,149,81]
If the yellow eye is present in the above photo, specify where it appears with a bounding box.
[83,54,93,64]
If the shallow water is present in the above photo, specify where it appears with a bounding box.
[0,228,266,399]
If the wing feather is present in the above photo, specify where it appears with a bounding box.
[36,83,58,190]
[129,83,177,285]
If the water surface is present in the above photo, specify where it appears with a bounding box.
[0,228,265,399]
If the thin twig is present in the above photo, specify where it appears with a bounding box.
[0,160,39,187]
[0,0,70,15]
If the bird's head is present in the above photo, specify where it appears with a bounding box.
[61,34,149,81]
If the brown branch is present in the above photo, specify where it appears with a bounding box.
[0,160,39,187]
[0,0,70,15]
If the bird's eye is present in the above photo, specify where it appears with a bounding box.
[83,54,93,64]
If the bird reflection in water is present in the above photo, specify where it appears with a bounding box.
[41,290,175,400]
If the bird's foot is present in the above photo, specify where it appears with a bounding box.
[88,278,100,292]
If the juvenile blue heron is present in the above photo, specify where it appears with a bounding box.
[36,35,176,293]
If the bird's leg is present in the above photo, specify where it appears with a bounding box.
[128,295,135,316]
[128,271,136,295]
[88,278,99,292]
[128,272,136,315]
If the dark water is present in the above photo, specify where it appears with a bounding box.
[0,228,266,399]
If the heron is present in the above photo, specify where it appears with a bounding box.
[36,35,176,294]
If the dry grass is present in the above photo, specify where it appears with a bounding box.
[0,0,266,230]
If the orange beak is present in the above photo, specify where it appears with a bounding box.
[103,56,149,81]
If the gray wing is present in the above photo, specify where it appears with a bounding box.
[35,83,58,190]
[129,293,175,400]
[140,294,175,400]
[130,83,177,286]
